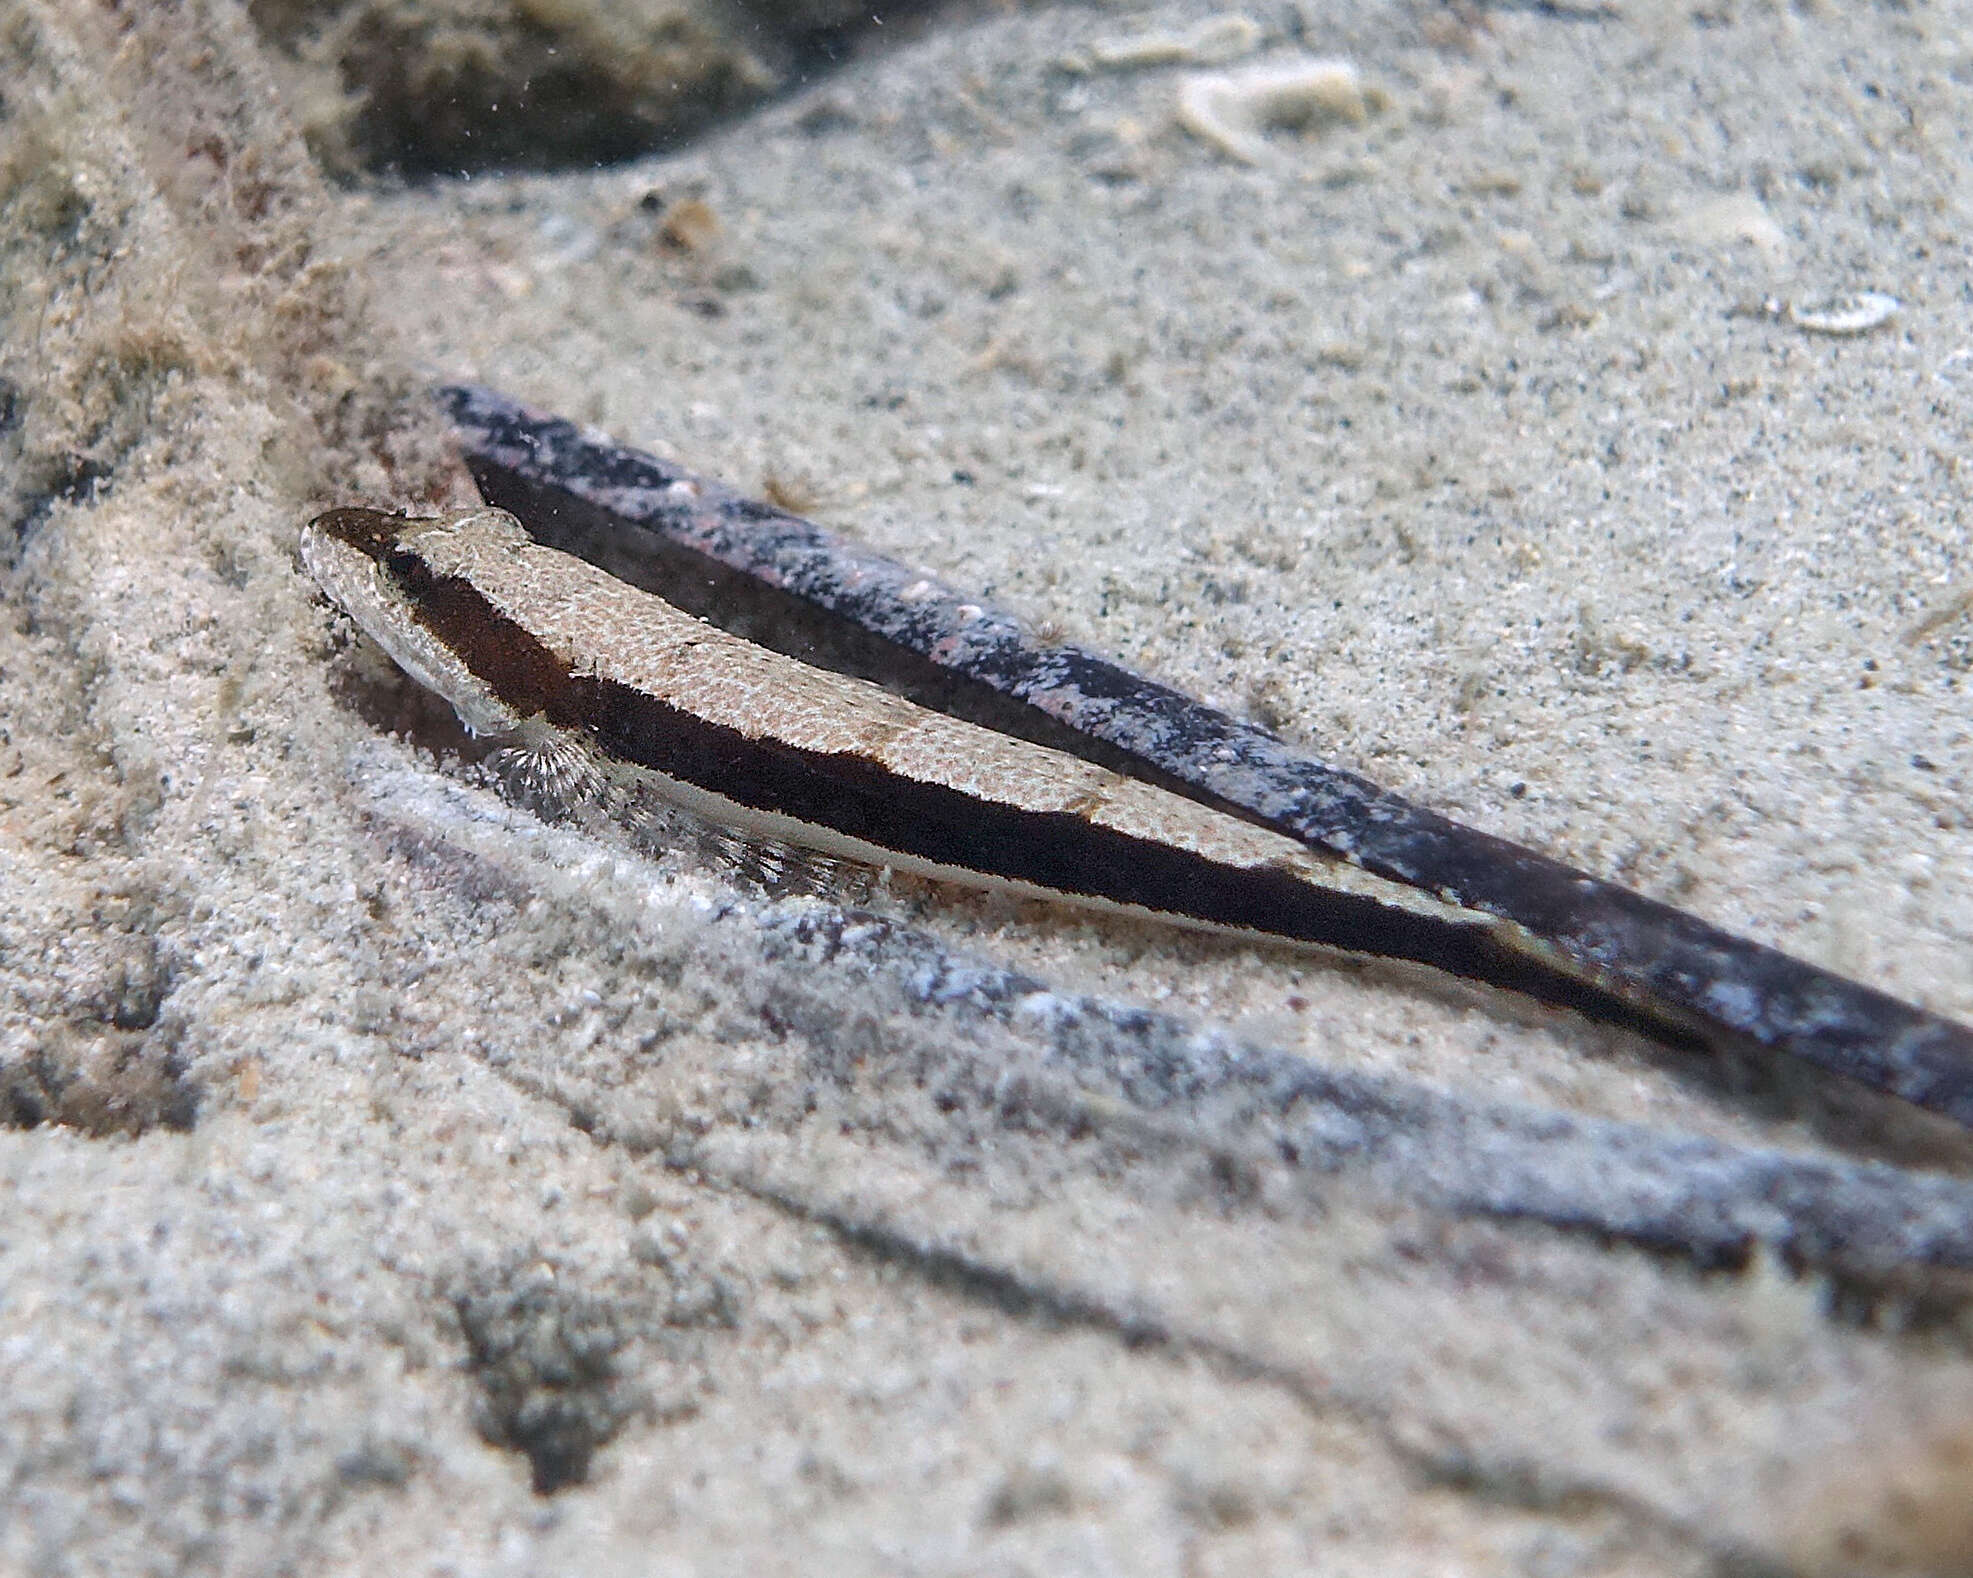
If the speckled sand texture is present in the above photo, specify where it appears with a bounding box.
[4,0,1973,1573]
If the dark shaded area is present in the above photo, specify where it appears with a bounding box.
[338,15,761,177]
[450,1249,739,1494]
[0,933,197,1137]
[8,455,114,542]
[819,1207,1173,1347]
[1,1033,198,1137]
[455,1268,637,1494]
[249,0,953,179]
[0,330,187,548]
[334,1439,418,1488]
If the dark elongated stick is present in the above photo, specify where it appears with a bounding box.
[437,383,1973,1127]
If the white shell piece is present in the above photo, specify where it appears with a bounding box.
[1176,57,1365,166]
[1786,292,1900,336]
[1090,15,1261,71]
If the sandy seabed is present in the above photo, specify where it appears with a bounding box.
[4,0,1973,1573]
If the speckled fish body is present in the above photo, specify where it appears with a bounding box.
[301,505,1616,1008]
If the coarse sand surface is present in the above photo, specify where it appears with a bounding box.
[4,0,1973,1572]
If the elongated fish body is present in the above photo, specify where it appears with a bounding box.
[299,506,1651,1014]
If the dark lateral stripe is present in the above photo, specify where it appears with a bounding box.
[438,384,1973,1127]
[590,677,1688,1038]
